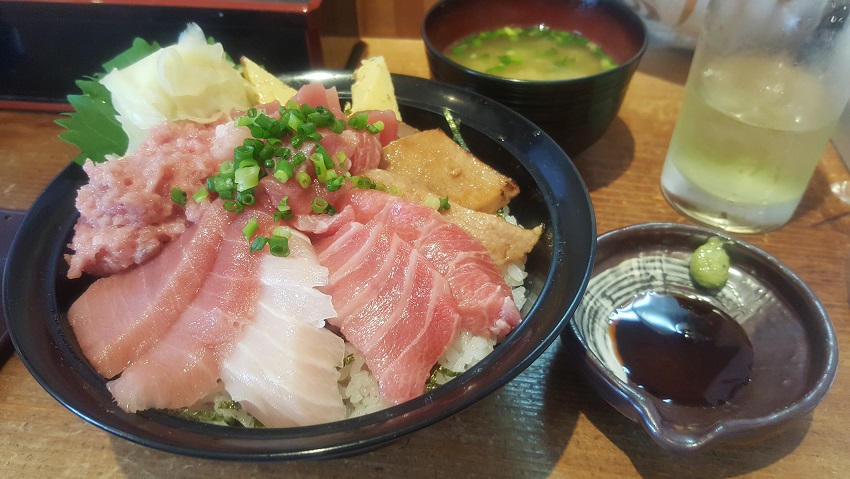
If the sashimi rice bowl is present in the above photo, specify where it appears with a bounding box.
[4,24,595,459]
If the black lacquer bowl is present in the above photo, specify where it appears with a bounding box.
[565,223,838,454]
[2,72,596,460]
[422,0,648,157]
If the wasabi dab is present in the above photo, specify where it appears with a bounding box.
[689,236,730,289]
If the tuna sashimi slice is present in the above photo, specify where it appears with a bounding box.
[68,202,233,379]
[259,181,521,338]
[220,230,345,427]
[342,190,522,339]
[106,215,263,412]
[316,220,461,405]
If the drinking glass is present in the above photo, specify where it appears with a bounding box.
[660,0,850,233]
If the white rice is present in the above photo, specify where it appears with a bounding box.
[338,343,390,417]
[503,260,529,311]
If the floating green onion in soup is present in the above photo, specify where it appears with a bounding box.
[446,25,618,81]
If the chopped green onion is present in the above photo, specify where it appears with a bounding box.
[234,145,255,162]
[272,225,292,238]
[425,194,451,211]
[326,176,345,192]
[192,187,209,203]
[238,159,259,169]
[236,191,256,206]
[267,235,290,257]
[297,171,312,189]
[366,121,384,135]
[170,187,187,206]
[223,200,244,213]
[348,112,368,130]
[213,175,235,198]
[275,147,292,160]
[274,159,294,183]
[311,197,333,215]
[311,197,328,213]
[276,196,293,220]
[235,165,260,191]
[242,217,259,243]
[219,160,235,176]
[349,176,374,189]
[249,236,268,253]
[329,118,346,134]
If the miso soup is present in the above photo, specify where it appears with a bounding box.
[446,25,617,81]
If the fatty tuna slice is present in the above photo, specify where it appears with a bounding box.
[68,202,232,379]
[316,220,461,405]
[342,190,522,339]
[219,230,345,427]
[106,215,263,412]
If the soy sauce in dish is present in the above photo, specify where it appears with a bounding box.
[609,292,753,406]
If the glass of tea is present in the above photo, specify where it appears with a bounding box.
[660,0,850,233]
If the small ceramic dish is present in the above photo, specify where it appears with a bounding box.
[563,222,838,454]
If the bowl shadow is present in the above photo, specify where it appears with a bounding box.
[109,344,583,478]
[572,117,636,191]
[635,46,693,86]
[576,370,812,478]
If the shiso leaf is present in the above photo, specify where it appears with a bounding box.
[55,37,161,165]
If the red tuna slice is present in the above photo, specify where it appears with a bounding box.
[106,214,265,412]
[365,110,400,147]
[290,82,345,118]
[342,190,522,339]
[67,202,233,379]
[256,177,355,236]
[315,220,461,405]
[319,128,382,174]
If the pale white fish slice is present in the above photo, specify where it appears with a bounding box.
[219,231,346,427]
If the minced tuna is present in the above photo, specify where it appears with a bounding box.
[66,120,229,278]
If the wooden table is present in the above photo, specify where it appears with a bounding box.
[2,37,848,478]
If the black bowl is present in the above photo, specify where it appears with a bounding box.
[3,71,596,460]
[422,0,648,157]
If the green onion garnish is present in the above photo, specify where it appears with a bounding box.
[170,188,187,206]
[297,171,311,189]
[223,200,244,213]
[249,236,268,253]
[192,187,209,203]
[366,121,385,135]
[242,217,259,243]
[267,235,290,257]
[273,160,294,183]
[272,225,292,238]
[276,196,293,221]
[424,194,451,211]
[235,165,260,191]
[348,112,368,130]
[311,197,329,214]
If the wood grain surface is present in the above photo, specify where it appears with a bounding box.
[1,37,848,479]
